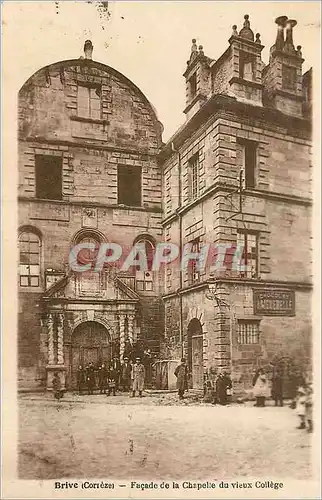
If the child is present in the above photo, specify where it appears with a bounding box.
[52,372,63,401]
[295,386,307,429]
[305,384,313,433]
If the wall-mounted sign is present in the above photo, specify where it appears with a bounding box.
[253,289,295,316]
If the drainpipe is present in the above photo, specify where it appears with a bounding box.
[171,142,184,358]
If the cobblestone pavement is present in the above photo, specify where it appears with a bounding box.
[18,392,312,481]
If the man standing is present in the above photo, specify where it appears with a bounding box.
[86,362,95,395]
[76,365,85,395]
[109,356,121,393]
[131,357,145,397]
[120,357,132,392]
[98,363,108,394]
[271,369,284,406]
[174,358,188,400]
[52,372,63,401]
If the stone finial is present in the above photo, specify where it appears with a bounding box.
[191,38,198,54]
[232,25,238,36]
[188,38,199,64]
[239,14,254,41]
[296,45,303,58]
[255,33,261,44]
[84,39,93,59]
[274,16,288,50]
[283,19,297,54]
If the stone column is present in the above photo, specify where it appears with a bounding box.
[57,313,64,365]
[47,314,55,365]
[119,315,126,360]
[127,314,135,344]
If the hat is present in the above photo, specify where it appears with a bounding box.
[136,357,141,361]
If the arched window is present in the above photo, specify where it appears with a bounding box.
[133,236,155,291]
[19,231,41,287]
[73,230,102,267]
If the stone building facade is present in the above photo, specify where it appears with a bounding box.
[18,41,164,390]
[160,15,312,393]
[18,15,312,394]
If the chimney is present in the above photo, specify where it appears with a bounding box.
[283,19,297,54]
[84,40,93,60]
[274,16,288,51]
[263,16,304,118]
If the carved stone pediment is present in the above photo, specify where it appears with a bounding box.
[43,271,139,302]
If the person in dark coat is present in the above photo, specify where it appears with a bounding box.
[98,363,109,394]
[109,357,121,393]
[222,371,232,404]
[86,362,95,395]
[174,358,188,400]
[120,357,132,392]
[213,371,232,405]
[76,365,85,395]
[52,372,63,401]
[271,369,284,406]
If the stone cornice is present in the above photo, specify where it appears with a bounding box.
[161,185,311,226]
[229,77,264,89]
[160,94,311,160]
[20,136,159,158]
[162,279,313,300]
[18,196,163,214]
[183,92,208,115]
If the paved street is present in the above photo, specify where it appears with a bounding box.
[18,393,312,481]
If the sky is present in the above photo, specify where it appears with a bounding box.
[3,1,321,141]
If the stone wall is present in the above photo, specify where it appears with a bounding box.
[18,58,164,386]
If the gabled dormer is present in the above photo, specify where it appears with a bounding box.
[226,15,264,106]
[183,39,213,120]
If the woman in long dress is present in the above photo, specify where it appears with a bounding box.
[253,369,270,407]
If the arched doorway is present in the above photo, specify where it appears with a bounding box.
[70,321,112,389]
[187,318,203,389]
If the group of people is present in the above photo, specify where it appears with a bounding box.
[76,357,146,397]
[174,358,232,405]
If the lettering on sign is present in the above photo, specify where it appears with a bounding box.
[253,289,295,316]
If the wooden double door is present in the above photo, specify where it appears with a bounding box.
[69,321,112,389]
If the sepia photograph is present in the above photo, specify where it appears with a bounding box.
[1,1,321,498]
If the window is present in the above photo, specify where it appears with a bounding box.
[188,238,201,285]
[189,72,197,99]
[75,233,101,268]
[35,155,62,200]
[239,51,255,81]
[45,270,64,290]
[237,320,260,344]
[118,165,141,207]
[77,85,102,119]
[237,231,258,278]
[19,232,41,287]
[188,153,199,200]
[236,139,257,189]
[134,238,155,291]
[282,65,296,91]
[136,271,153,291]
